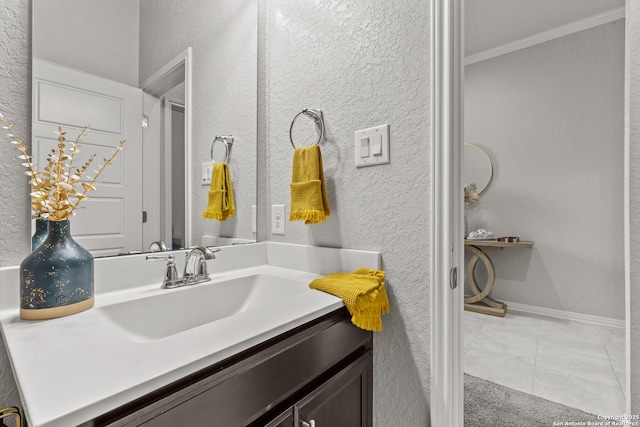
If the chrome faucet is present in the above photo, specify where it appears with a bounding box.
[146,245,219,289]
[183,245,217,286]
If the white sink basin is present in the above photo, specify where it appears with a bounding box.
[99,273,311,341]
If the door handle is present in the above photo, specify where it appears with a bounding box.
[450,266,458,290]
[301,420,316,427]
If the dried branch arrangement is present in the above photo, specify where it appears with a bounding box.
[464,181,479,208]
[1,113,125,221]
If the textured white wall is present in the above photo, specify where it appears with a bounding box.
[32,0,139,87]
[628,0,640,413]
[0,0,29,416]
[265,1,431,424]
[465,21,625,319]
[139,0,257,245]
[0,3,30,268]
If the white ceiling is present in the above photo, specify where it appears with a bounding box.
[465,0,625,57]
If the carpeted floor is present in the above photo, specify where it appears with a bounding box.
[464,374,603,426]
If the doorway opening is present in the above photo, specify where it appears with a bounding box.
[462,0,626,419]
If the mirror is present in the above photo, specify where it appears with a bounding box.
[31,0,258,257]
[463,143,493,197]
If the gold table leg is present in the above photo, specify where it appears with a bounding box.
[0,407,21,427]
[464,245,507,317]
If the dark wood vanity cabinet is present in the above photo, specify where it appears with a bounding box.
[265,351,372,427]
[87,308,372,427]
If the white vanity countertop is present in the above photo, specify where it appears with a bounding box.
[0,242,380,427]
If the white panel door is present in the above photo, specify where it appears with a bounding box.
[33,59,143,256]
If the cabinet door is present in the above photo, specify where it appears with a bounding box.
[294,351,372,427]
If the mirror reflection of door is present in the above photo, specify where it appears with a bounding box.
[32,59,144,257]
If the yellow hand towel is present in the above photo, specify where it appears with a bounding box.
[202,162,235,221]
[309,268,390,332]
[290,145,331,224]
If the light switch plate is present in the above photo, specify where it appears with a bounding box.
[252,205,257,233]
[354,124,390,167]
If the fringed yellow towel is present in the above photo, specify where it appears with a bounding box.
[290,145,331,224]
[202,162,235,221]
[309,268,390,332]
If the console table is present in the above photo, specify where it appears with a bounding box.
[464,239,534,317]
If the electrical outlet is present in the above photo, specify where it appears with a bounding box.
[272,204,285,235]
[201,162,214,185]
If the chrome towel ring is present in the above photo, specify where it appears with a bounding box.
[289,109,325,149]
[211,135,234,163]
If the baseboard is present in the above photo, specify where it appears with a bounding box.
[504,300,625,329]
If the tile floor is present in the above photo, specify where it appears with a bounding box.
[464,310,626,416]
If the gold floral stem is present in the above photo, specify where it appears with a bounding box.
[66,126,89,184]
[1,118,42,191]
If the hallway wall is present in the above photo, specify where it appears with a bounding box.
[465,20,625,320]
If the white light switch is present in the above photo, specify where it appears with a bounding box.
[371,134,383,156]
[360,137,370,157]
[354,124,390,167]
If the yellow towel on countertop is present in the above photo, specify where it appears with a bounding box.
[290,145,331,224]
[202,162,235,221]
[309,268,390,332]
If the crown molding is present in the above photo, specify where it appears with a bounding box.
[465,7,625,66]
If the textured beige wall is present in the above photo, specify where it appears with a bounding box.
[264,0,431,424]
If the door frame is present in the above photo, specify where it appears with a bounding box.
[163,98,186,248]
[141,47,193,248]
[623,0,632,412]
[431,0,633,421]
[430,0,464,426]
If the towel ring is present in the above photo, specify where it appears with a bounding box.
[211,135,234,163]
[289,109,325,149]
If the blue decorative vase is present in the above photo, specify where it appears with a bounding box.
[20,219,94,320]
[31,218,49,251]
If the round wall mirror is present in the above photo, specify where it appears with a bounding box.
[463,143,493,197]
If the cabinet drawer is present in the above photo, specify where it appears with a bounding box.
[98,308,371,427]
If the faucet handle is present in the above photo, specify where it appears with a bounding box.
[204,246,222,258]
[146,254,181,288]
